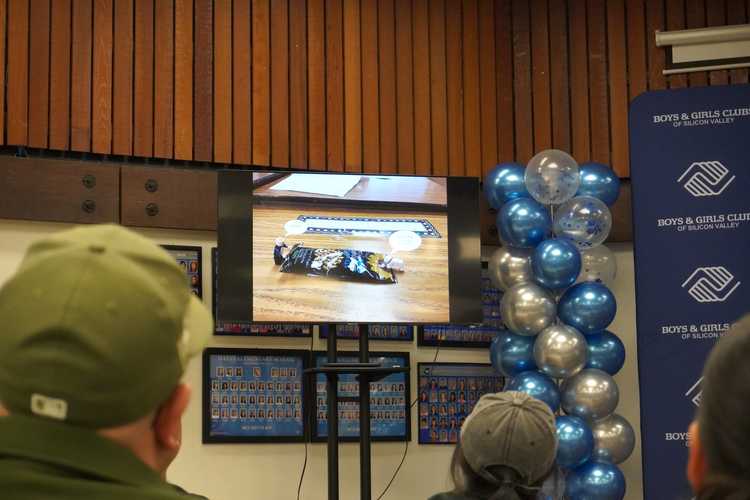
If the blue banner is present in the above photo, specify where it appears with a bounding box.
[630,84,750,499]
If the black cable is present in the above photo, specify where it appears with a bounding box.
[297,330,316,500]
[375,342,441,500]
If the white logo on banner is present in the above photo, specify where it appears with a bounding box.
[677,161,735,197]
[685,377,703,407]
[681,267,741,303]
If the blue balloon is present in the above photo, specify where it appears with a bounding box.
[484,162,529,209]
[506,371,560,412]
[490,331,537,377]
[576,162,621,207]
[565,461,626,500]
[585,331,626,375]
[556,416,594,469]
[558,282,617,335]
[531,238,582,289]
[497,198,552,248]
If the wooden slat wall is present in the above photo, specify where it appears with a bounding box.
[4,0,750,178]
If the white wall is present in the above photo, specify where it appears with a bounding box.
[0,219,643,500]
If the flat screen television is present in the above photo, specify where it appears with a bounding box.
[217,171,481,324]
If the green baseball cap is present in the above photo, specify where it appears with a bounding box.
[0,224,213,428]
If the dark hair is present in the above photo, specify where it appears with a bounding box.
[449,445,561,500]
[697,315,750,499]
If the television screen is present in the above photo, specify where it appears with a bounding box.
[211,248,312,337]
[217,171,481,324]
[312,351,410,442]
[202,348,308,443]
[418,262,505,348]
[417,363,504,444]
[162,245,203,298]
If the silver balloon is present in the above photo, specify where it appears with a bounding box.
[525,149,581,205]
[591,413,636,464]
[561,369,619,421]
[488,246,533,291]
[534,325,588,379]
[553,196,612,249]
[501,283,556,336]
[577,245,617,285]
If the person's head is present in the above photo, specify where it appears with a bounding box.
[450,391,562,500]
[688,315,750,499]
[0,225,212,478]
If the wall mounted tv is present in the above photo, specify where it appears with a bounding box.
[217,170,481,325]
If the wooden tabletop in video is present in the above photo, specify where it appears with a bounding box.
[254,173,447,207]
[252,176,449,323]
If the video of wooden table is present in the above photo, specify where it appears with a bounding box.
[252,204,449,324]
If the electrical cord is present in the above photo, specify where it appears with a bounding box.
[296,330,316,500]
[375,341,442,500]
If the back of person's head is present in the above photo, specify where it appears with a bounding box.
[688,314,750,500]
[450,391,561,500]
[0,224,212,472]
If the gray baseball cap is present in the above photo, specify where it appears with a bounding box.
[460,391,558,486]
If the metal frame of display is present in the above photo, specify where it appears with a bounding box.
[304,328,409,500]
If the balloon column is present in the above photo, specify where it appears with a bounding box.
[487,151,632,500]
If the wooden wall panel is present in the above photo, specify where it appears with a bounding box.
[5,0,748,181]
[113,0,133,155]
[154,0,174,158]
[213,0,232,164]
[29,0,50,149]
[174,0,193,160]
[193,0,213,162]
[7,0,29,146]
[92,0,113,154]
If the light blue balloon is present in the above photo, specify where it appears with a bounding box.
[565,461,626,500]
[556,416,594,469]
[558,282,617,335]
[531,238,582,290]
[576,162,621,206]
[505,371,560,412]
[484,162,529,209]
[490,331,537,377]
[585,331,626,375]
[497,198,552,248]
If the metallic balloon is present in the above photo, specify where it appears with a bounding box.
[556,415,594,469]
[505,371,561,413]
[576,162,621,206]
[525,149,581,205]
[585,331,626,375]
[532,238,582,290]
[561,369,620,422]
[497,198,552,248]
[534,324,588,379]
[558,282,617,335]
[553,196,613,249]
[490,331,537,377]
[565,461,626,500]
[591,414,636,465]
[501,282,557,336]
[484,162,529,210]
[577,245,617,286]
[488,246,533,291]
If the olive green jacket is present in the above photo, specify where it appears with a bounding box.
[0,414,206,500]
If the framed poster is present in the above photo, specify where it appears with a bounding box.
[211,248,312,337]
[162,245,203,299]
[312,351,410,442]
[203,348,309,443]
[319,324,414,341]
[417,363,504,445]
[418,262,503,348]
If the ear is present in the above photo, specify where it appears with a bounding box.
[687,421,708,493]
[153,383,191,452]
